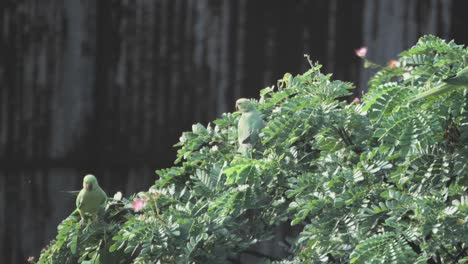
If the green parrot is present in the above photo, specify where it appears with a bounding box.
[410,66,468,102]
[236,98,265,156]
[76,174,107,223]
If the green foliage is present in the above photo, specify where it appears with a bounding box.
[350,232,419,264]
[38,198,130,264]
[39,35,468,263]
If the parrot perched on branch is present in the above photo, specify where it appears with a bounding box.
[76,174,107,224]
[236,98,265,157]
[410,66,468,102]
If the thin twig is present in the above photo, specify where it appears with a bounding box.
[304,54,314,68]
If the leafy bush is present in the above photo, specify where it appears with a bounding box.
[38,35,468,263]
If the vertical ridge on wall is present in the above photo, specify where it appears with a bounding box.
[218,0,232,114]
[326,0,337,74]
[50,0,95,159]
[233,0,247,101]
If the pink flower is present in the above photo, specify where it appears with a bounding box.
[132,199,147,212]
[387,59,400,69]
[352,97,361,104]
[354,46,368,58]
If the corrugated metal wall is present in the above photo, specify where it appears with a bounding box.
[0,0,464,262]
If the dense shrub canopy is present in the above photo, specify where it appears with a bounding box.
[39,35,468,264]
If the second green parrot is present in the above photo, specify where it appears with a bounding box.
[236,98,265,156]
[76,174,107,223]
[410,66,468,102]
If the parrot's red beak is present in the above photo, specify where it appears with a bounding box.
[85,183,93,191]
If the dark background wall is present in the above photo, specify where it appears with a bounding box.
[1,0,467,262]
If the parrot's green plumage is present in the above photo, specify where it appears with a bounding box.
[410,66,468,102]
[236,98,265,156]
[76,174,107,223]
